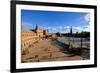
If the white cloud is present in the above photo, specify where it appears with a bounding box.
[84,14,90,24]
[83,25,90,31]
[21,22,33,30]
[21,22,90,33]
[46,25,90,33]
[63,26,70,29]
[44,25,90,33]
[72,25,90,32]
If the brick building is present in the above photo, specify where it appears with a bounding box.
[21,25,48,52]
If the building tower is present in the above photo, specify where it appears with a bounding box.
[43,29,48,36]
[35,24,38,30]
[35,24,40,36]
[70,26,72,36]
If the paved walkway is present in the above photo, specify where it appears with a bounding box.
[22,39,83,63]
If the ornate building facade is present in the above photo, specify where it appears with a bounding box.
[21,25,48,52]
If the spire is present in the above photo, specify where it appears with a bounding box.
[36,24,38,29]
[70,26,72,35]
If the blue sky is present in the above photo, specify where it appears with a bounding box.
[21,10,90,33]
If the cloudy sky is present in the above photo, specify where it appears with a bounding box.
[21,10,90,33]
